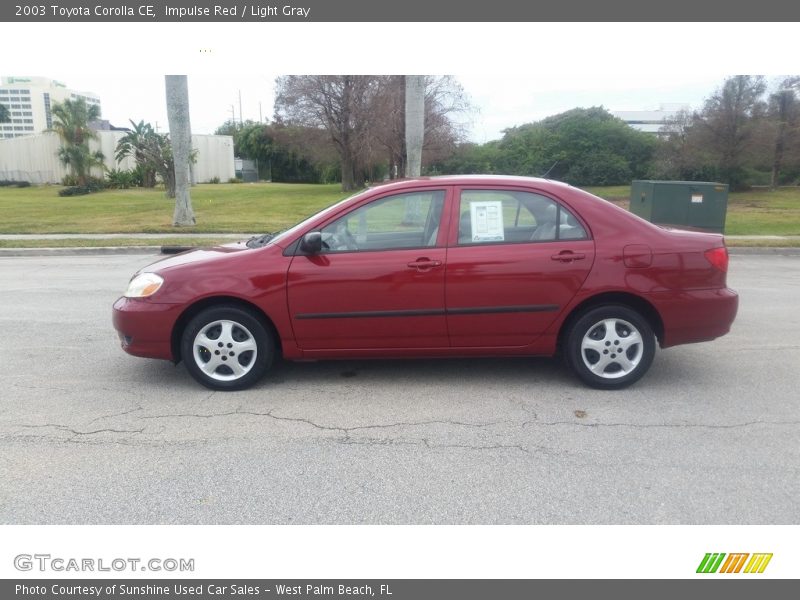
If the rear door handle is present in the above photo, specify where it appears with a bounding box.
[407,258,442,271]
[551,251,586,262]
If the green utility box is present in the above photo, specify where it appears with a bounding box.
[629,180,729,233]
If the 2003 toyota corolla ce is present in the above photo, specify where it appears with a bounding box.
[112,176,738,391]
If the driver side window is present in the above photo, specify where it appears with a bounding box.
[320,190,445,253]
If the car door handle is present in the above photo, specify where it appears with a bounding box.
[551,251,586,262]
[407,258,442,271]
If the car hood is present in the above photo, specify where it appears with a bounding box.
[141,241,252,273]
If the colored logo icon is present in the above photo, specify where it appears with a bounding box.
[696,553,773,574]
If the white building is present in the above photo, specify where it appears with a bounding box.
[612,103,691,135]
[0,76,101,139]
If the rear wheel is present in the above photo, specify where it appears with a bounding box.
[565,305,655,389]
[181,305,273,391]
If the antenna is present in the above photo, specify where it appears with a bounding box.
[541,161,558,178]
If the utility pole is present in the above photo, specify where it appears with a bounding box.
[405,75,425,177]
[239,90,243,126]
[403,75,426,226]
[165,75,195,226]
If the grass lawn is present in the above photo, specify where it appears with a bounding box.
[0,183,350,234]
[0,237,240,249]
[1,182,799,239]
[585,186,800,236]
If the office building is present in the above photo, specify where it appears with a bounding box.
[0,76,101,139]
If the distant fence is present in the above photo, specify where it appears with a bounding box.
[0,131,235,184]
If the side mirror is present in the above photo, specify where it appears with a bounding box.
[299,231,323,255]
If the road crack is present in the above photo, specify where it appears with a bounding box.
[17,423,145,437]
[137,409,496,436]
[521,419,800,429]
[88,407,144,424]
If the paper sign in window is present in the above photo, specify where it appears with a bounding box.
[470,201,504,242]
[691,194,703,203]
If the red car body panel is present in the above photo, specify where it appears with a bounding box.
[112,176,738,364]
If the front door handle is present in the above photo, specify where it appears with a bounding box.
[551,251,586,263]
[407,258,443,271]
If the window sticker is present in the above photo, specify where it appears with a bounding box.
[469,201,504,242]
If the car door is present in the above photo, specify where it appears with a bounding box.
[287,188,451,351]
[445,187,595,347]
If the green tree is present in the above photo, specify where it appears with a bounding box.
[139,132,177,198]
[50,98,104,186]
[115,120,158,187]
[653,110,711,181]
[445,141,501,174]
[116,119,194,198]
[275,75,378,191]
[215,119,339,183]
[488,107,657,185]
[236,122,276,176]
[692,75,767,190]
[767,76,800,189]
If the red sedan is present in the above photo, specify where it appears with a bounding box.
[113,176,738,390]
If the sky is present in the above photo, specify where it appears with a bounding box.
[1,22,798,144]
[53,73,722,143]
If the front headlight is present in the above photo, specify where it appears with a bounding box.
[124,272,164,298]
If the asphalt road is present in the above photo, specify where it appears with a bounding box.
[0,253,798,524]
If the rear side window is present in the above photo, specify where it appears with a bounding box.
[457,190,587,244]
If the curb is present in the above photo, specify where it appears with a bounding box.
[728,247,800,256]
[0,246,162,257]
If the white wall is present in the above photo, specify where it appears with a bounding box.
[0,131,235,184]
[0,132,63,183]
[191,134,235,183]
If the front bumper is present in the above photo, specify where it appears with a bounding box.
[112,297,183,360]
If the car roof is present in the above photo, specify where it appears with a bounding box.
[367,175,575,192]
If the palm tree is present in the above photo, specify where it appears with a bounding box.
[140,131,177,198]
[115,120,158,187]
[50,98,104,186]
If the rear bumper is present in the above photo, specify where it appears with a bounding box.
[112,297,182,360]
[647,287,739,348]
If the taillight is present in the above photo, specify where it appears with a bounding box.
[704,246,729,272]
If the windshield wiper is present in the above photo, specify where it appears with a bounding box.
[246,232,276,248]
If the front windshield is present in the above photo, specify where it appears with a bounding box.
[266,188,372,247]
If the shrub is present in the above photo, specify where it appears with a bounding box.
[58,178,107,197]
[0,180,31,187]
[59,186,93,197]
[228,177,243,184]
[208,176,221,184]
[105,168,136,189]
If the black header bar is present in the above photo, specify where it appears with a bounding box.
[2,0,800,22]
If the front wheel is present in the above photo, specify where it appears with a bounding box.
[180,305,273,391]
[564,305,656,389]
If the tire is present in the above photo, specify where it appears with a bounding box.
[180,305,273,391]
[564,305,656,390]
